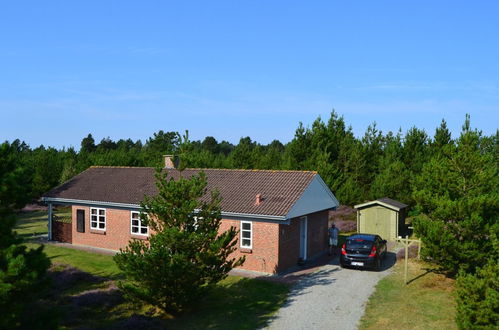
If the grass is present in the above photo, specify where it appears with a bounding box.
[165,276,288,329]
[83,276,289,329]
[14,210,289,329]
[360,259,457,330]
[15,208,121,278]
[15,207,71,237]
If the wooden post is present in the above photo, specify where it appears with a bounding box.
[417,240,421,260]
[404,235,409,284]
[48,203,53,241]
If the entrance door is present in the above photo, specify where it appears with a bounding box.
[299,216,308,260]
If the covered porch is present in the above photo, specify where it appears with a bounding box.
[45,202,73,243]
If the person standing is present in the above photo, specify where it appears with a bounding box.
[328,223,339,256]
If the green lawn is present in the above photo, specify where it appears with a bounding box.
[360,259,457,330]
[14,210,289,329]
[15,207,71,237]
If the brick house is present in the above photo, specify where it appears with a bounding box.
[42,159,339,274]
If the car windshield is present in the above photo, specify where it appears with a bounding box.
[346,239,373,249]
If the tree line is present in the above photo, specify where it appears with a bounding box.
[5,111,497,208]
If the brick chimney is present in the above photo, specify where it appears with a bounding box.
[164,155,176,169]
[255,194,263,206]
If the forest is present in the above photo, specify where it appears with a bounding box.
[2,111,497,209]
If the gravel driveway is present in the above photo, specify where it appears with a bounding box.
[265,253,396,330]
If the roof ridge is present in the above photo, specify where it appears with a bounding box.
[184,168,317,174]
[88,165,317,174]
[90,165,154,169]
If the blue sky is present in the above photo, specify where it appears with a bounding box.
[1,1,498,149]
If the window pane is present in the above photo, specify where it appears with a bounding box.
[141,227,148,234]
[99,223,105,229]
[91,209,97,215]
[99,216,105,222]
[91,215,97,221]
[91,221,97,228]
[242,231,251,238]
[242,239,251,246]
[132,213,139,219]
[242,223,251,230]
[132,227,138,233]
[99,209,105,216]
[132,219,139,226]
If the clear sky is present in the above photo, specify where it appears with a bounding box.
[1,1,498,149]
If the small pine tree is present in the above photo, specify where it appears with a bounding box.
[114,169,244,313]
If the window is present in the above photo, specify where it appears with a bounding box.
[240,221,252,249]
[90,208,106,230]
[131,211,148,236]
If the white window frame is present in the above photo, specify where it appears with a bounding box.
[240,221,253,249]
[130,211,149,236]
[90,207,106,231]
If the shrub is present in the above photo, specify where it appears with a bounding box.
[456,260,499,329]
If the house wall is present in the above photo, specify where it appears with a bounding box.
[278,209,329,272]
[67,205,327,274]
[71,206,147,251]
[220,220,280,274]
[52,220,72,243]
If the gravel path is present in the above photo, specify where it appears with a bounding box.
[266,253,396,330]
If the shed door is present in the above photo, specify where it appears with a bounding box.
[376,207,391,240]
[76,209,85,233]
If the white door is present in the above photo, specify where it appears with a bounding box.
[299,217,308,260]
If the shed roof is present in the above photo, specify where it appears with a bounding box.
[354,197,408,211]
[43,166,338,219]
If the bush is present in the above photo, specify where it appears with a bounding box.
[456,260,499,329]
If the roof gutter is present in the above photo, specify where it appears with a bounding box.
[41,197,141,210]
[41,197,287,221]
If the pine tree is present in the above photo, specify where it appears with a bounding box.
[113,169,244,313]
[412,115,498,274]
[0,142,51,328]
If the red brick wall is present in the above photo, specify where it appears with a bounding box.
[220,219,280,274]
[278,218,301,272]
[307,210,329,258]
[68,205,327,274]
[71,206,148,251]
[278,210,329,272]
[52,221,72,243]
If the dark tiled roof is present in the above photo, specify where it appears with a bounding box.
[44,167,318,217]
[377,197,408,209]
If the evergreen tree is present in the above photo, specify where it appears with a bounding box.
[80,133,96,153]
[456,259,499,328]
[230,137,256,169]
[413,115,498,274]
[113,169,244,313]
[0,142,51,328]
[431,119,452,151]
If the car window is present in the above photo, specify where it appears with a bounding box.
[346,239,373,249]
